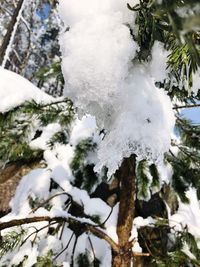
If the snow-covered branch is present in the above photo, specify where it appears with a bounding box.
[0,215,119,253]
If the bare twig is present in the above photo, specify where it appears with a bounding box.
[54,232,74,261]
[0,4,12,16]
[71,235,78,267]
[21,221,57,247]
[173,103,200,110]
[88,234,96,265]
[30,192,71,214]
[59,222,66,240]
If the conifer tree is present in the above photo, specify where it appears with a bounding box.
[0,1,200,267]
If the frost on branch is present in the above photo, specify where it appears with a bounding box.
[59,0,175,176]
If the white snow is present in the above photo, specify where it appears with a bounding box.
[70,115,97,146]
[30,123,61,150]
[191,68,200,95]
[1,241,38,267]
[129,216,155,253]
[0,67,53,113]
[149,41,170,82]
[170,188,200,239]
[59,0,138,129]
[94,66,175,176]
[58,0,138,27]
[9,169,52,215]
[59,0,175,176]
[2,105,110,221]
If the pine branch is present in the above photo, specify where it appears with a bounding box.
[0,215,150,259]
[173,103,200,109]
[0,216,119,254]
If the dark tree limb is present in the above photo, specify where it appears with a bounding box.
[112,155,137,267]
[173,103,200,109]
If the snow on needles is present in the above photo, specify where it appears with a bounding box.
[59,0,175,176]
[0,67,53,113]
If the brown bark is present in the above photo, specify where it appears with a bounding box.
[0,0,24,65]
[0,215,119,254]
[0,161,43,216]
[112,155,136,267]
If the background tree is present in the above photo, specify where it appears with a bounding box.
[0,0,63,96]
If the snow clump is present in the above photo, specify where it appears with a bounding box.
[0,67,53,113]
[59,0,175,176]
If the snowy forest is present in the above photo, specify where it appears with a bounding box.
[0,0,200,266]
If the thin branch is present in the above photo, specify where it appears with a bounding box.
[13,48,21,63]
[30,184,113,228]
[71,235,78,267]
[86,224,119,253]
[40,99,73,108]
[132,251,150,257]
[0,4,13,16]
[20,15,30,31]
[173,103,200,110]
[93,207,113,228]
[30,192,71,214]
[59,222,66,240]
[54,232,75,261]
[88,234,96,264]
[21,221,57,247]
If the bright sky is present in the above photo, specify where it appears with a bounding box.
[182,107,200,123]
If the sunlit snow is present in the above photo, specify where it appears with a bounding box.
[0,67,53,113]
[59,0,175,176]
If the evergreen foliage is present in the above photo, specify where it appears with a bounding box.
[36,61,64,96]
[0,230,25,258]
[153,228,200,266]
[76,253,100,267]
[128,0,200,94]
[165,117,200,202]
[33,251,55,267]
[136,160,160,200]
[149,164,160,189]
[136,160,150,199]
[70,139,98,193]
[0,98,74,164]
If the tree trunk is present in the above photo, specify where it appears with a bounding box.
[0,0,24,66]
[112,155,136,267]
